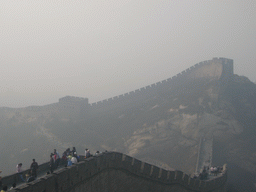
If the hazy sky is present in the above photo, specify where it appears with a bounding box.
[1,0,256,107]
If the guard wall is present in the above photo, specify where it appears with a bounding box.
[0,58,233,119]
[87,57,233,113]
[5,152,227,192]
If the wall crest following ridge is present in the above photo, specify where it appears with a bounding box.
[88,57,233,110]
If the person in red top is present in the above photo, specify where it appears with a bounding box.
[53,153,57,161]
[54,149,60,168]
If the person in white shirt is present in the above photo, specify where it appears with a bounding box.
[71,156,77,164]
[16,163,25,182]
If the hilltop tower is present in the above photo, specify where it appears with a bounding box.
[58,96,88,118]
[15,58,234,120]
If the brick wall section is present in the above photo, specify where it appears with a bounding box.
[88,57,233,110]
[5,152,227,192]
[0,57,233,120]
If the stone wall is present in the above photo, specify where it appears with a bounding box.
[87,57,233,112]
[1,159,67,189]
[58,96,88,119]
[1,96,89,120]
[0,58,233,120]
[5,152,227,192]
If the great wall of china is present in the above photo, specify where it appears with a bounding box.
[0,57,233,120]
[0,58,233,191]
[3,152,227,192]
[88,57,233,109]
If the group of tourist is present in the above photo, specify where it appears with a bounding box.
[210,166,222,176]
[194,165,223,180]
[50,147,100,173]
[0,158,39,191]
[62,147,82,166]
[86,149,103,158]
[49,149,61,173]
[0,147,104,191]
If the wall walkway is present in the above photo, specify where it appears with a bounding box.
[1,57,233,120]
[195,136,213,174]
[3,152,227,192]
[88,57,233,110]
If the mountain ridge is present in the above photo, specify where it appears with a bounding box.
[0,58,255,191]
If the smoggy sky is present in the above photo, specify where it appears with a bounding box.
[1,1,256,108]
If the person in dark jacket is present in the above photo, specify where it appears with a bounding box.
[30,159,39,178]
[85,149,91,158]
[49,154,54,173]
[72,147,76,156]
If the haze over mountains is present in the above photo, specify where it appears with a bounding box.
[1,2,256,192]
[1,58,256,192]
[1,1,256,108]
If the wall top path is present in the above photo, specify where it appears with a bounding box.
[3,152,227,192]
[0,58,233,113]
[89,57,233,107]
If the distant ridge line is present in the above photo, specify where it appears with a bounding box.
[0,57,233,120]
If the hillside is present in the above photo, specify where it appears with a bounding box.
[0,59,255,191]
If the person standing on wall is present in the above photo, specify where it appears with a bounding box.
[49,154,54,173]
[54,149,60,169]
[72,147,76,156]
[30,159,39,178]
[67,153,72,166]
[16,163,25,182]
[71,155,77,165]
[85,149,91,158]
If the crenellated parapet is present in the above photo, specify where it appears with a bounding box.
[0,58,233,119]
[4,152,227,192]
[3,96,90,119]
[89,58,233,110]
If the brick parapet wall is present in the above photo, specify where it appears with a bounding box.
[5,152,227,192]
[88,58,233,110]
[0,58,233,119]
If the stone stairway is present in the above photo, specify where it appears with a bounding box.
[195,136,213,174]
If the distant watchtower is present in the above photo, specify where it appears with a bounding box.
[58,96,88,118]
[218,57,234,83]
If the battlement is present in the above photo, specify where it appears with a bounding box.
[3,152,227,192]
[89,57,233,109]
[0,58,233,120]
